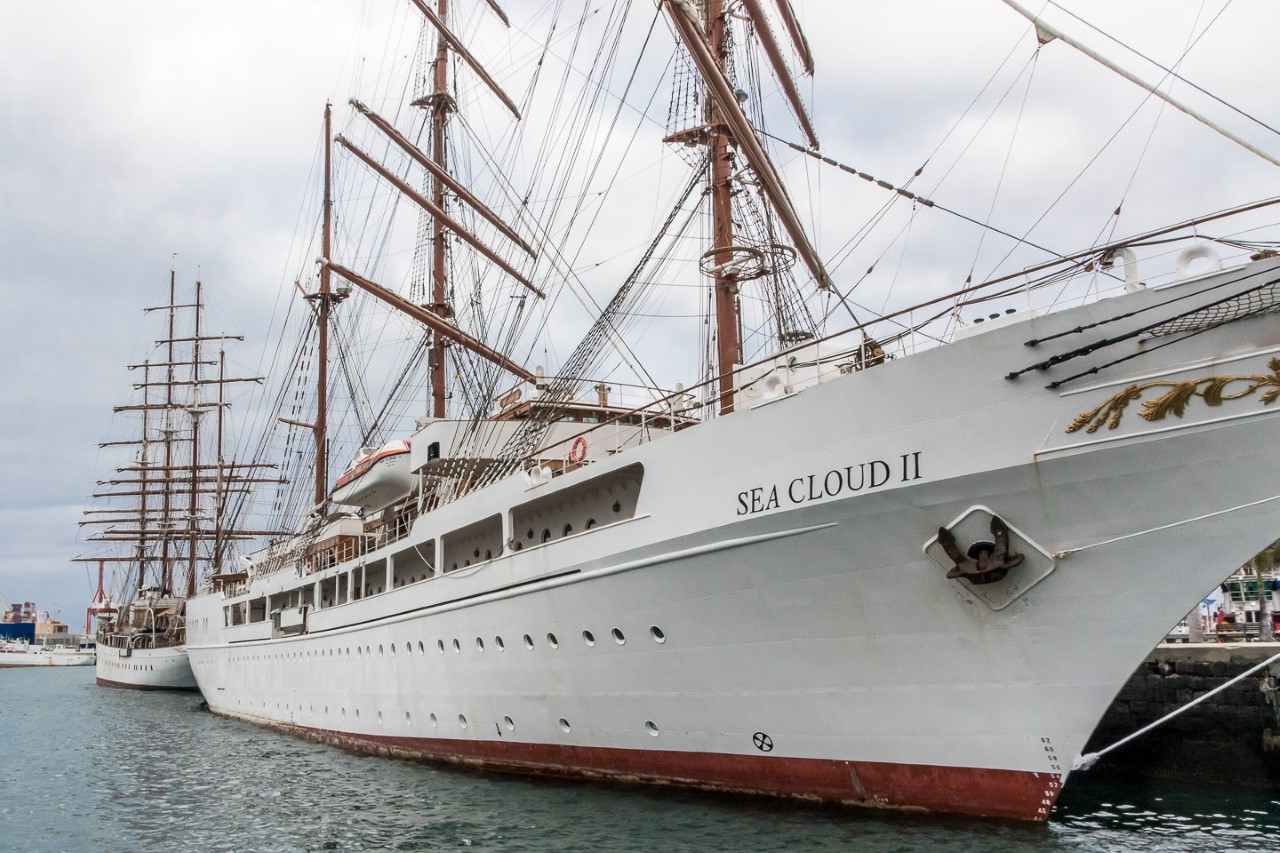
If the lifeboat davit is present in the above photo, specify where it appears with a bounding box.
[330,440,413,512]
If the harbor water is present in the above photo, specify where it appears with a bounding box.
[2,668,1276,852]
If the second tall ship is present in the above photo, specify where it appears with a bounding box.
[79,272,272,690]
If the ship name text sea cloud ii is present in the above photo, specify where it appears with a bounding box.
[186,0,1280,819]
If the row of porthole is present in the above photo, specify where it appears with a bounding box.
[451,501,628,566]
[226,625,668,666]
[236,697,663,739]
[443,625,667,654]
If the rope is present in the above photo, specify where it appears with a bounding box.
[1054,494,1280,560]
[1073,649,1280,771]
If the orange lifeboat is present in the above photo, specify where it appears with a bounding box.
[330,440,413,512]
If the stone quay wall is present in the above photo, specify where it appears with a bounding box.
[1081,643,1280,785]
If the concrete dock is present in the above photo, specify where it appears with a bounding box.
[1081,642,1280,785]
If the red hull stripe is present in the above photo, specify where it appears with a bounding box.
[211,711,1060,821]
[96,676,198,692]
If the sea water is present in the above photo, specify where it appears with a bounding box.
[2,668,1275,852]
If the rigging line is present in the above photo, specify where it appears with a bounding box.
[1080,0,1213,292]
[760,129,1073,268]
[792,196,1280,366]
[1074,646,1280,772]
[450,105,672,394]
[1044,0,1275,138]
[1017,264,1280,352]
[964,48,1041,292]
[1021,276,1280,387]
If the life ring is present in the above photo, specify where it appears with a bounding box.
[569,436,588,463]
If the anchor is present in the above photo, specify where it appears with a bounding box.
[937,515,1025,585]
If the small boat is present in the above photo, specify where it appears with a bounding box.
[330,440,413,512]
[0,640,97,668]
[0,600,95,667]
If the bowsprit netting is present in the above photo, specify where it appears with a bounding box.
[1147,278,1280,337]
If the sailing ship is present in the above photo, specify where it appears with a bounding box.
[185,0,1280,820]
[78,273,273,690]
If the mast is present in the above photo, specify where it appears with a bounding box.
[185,279,204,598]
[160,268,176,593]
[430,0,451,418]
[213,348,227,571]
[317,103,333,506]
[707,0,741,415]
[136,360,152,593]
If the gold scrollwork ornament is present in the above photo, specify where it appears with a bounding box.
[1066,358,1280,434]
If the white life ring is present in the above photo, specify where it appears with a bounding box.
[569,436,588,463]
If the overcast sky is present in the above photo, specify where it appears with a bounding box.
[2,1,1277,625]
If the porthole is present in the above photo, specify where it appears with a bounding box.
[453,639,461,653]
[542,528,552,543]
[405,712,412,726]
[559,718,572,733]
[474,548,481,558]
[563,524,573,536]
[547,632,559,648]
[437,640,445,654]
[526,528,535,540]
[366,646,371,657]
[612,628,626,645]
[612,500,622,513]
[523,634,534,650]
[582,630,595,646]
[476,637,485,652]
[355,708,361,721]
[514,542,523,551]
[585,518,597,530]
[341,708,346,720]
[650,626,666,644]
[389,643,396,656]
[503,715,515,731]
[494,635,505,651]
[378,645,385,657]
[377,711,382,725]
[645,721,660,736]
[418,641,425,655]
[430,713,438,727]
[458,714,468,729]
[356,646,362,658]
[324,706,329,715]
[485,549,492,560]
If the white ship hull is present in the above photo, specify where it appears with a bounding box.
[96,642,198,691]
[188,259,1280,819]
[0,643,95,668]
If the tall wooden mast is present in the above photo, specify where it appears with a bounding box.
[160,268,177,592]
[707,0,741,415]
[429,0,452,418]
[185,279,204,598]
[316,102,334,506]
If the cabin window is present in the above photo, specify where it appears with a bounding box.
[511,463,643,549]
[441,514,502,573]
[248,598,267,623]
[392,542,435,587]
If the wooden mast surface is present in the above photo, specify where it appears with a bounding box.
[430,0,450,418]
[316,103,333,506]
[707,0,741,415]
